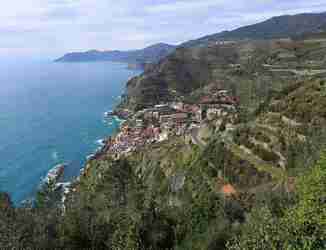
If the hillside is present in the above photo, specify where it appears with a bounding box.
[55,43,176,65]
[46,76,326,249]
[121,31,326,111]
[182,11,326,47]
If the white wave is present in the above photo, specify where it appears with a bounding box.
[104,110,113,117]
[86,154,95,161]
[42,163,66,184]
[55,182,71,190]
[96,138,105,146]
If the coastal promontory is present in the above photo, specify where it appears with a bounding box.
[55,43,176,67]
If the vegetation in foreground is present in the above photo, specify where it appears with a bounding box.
[0,129,325,249]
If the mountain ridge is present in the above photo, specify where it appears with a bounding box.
[182,11,326,47]
[55,43,176,65]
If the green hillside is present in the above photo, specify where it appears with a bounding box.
[182,12,326,48]
[122,33,326,111]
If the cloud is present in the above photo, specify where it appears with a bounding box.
[0,0,326,57]
[144,0,227,14]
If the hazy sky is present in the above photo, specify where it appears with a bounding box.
[1,0,326,57]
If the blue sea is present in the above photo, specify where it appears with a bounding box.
[0,59,141,204]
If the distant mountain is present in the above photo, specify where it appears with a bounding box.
[182,12,326,47]
[55,43,176,64]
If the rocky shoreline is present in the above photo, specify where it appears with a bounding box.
[33,108,127,209]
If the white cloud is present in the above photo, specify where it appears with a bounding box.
[145,0,227,14]
[0,0,326,57]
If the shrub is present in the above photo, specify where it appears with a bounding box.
[227,152,326,250]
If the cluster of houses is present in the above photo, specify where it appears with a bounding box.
[99,90,240,159]
[215,40,237,46]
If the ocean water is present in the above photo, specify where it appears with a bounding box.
[0,59,141,204]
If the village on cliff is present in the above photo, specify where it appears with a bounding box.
[89,89,240,162]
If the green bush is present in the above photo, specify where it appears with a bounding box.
[253,145,280,163]
[227,152,326,250]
